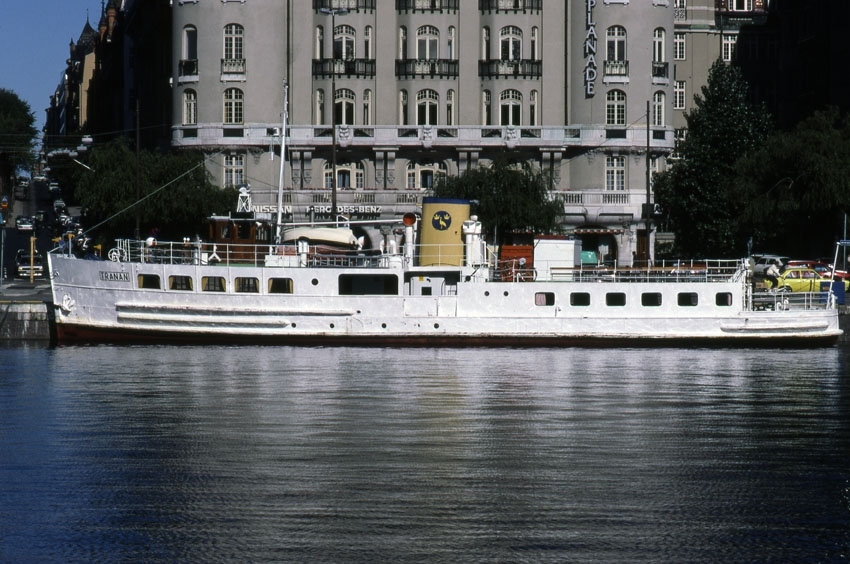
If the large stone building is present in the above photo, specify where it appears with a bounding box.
[170,0,677,265]
[51,0,794,264]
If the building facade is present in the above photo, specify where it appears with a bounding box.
[171,0,676,265]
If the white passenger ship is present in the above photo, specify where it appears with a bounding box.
[47,196,842,346]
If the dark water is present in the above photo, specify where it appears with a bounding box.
[1,344,848,563]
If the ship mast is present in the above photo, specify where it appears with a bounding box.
[275,81,288,244]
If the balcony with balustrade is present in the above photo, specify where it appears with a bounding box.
[313,59,376,78]
[478,59,542,79]
[395,59,459,78]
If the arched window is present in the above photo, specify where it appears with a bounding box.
[399,90,409,125]
[364,26,373,59]
[406,161,447,190]
[316,89,325,125]
[324,161,364,190]
[315,26,324,59]
[363,89,372,126]
[223,88,243,124]
[500,26,522,61]
[417,25,439,60]
[529,90,538,126]
[606,90,626,126]
[446,89,455,126]
[447,26,456,60]
[335,88,355,126]
[334,24,355,60]
[500,89,522,126]
[652,91,665,127]
[182,25,197,61]
[399,27,408,59]
[183,89,197,125]
[606,26,626,62]
[224,23,244,61]
[531,27,539,60]
[653,28,666,63]
[482,90,492,125]
[482,26,490,60]
[417,89,439,126]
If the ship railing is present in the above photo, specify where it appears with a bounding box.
[750,289,835,311]
[493,257,743,283]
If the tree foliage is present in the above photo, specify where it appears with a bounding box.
[432,158,562,243]
[74,139,238,243]
[653,60,772,257]
[0,88,37,189]
[733,107,850,257]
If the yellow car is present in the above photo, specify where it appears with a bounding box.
[775,267,850,292]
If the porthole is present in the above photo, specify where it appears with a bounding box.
[330,323,335,329]
[484,291,490,296]
[311,279,319,286]
[381,323,387,329]
[504,291,509,296]
[434,323,440,329]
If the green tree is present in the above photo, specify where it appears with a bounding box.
[75,139,238,243]
[733,107,850,257]
[432,158,562,243]
[653,60,772,257]
[0,88,37,191]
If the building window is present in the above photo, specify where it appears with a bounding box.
[447,26,456,60]
[223,23,244,62]
[399,26,408,59]
[335,24,356,60]
[323,161,362,190]
[482,26,490,60]
[674,81,686,110]
[363,89,372,126]
[446,89,455,126]
[529,90,538,126]
[606,90,626,126]
[531,27,539,60]
[653,28,665,63]
[500,26,522,61]
[223,88,243,124]
[729,0,753,10]
[400,90,409,125]
[652,91,665,127]
[316,89,325,125]
[417,89,439,126]
[406,161,447,190]
[335,88,355,126]
[364,26,373,59]
[482,90,492,126]
[182,25,198,65]
[417,25,439,60]
[316,26,324,59]
[224,153,245,188]
[674,0,686,7]
[607,26,626,62]
[183,89,197,125]
[606,156,625,191]
[500,89,522,126]
[722,34,736,62]
[674,32,685,60]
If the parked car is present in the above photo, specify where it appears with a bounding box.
[752,254,790,277]
[776,267,850,292]
[15,249,44,278]
[786,259,848,280]
[16,216,34,233]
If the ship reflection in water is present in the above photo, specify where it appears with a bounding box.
[1,345,848,563]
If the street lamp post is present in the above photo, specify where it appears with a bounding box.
[319,7,349,225]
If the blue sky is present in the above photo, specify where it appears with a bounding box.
[0,0,102,133]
